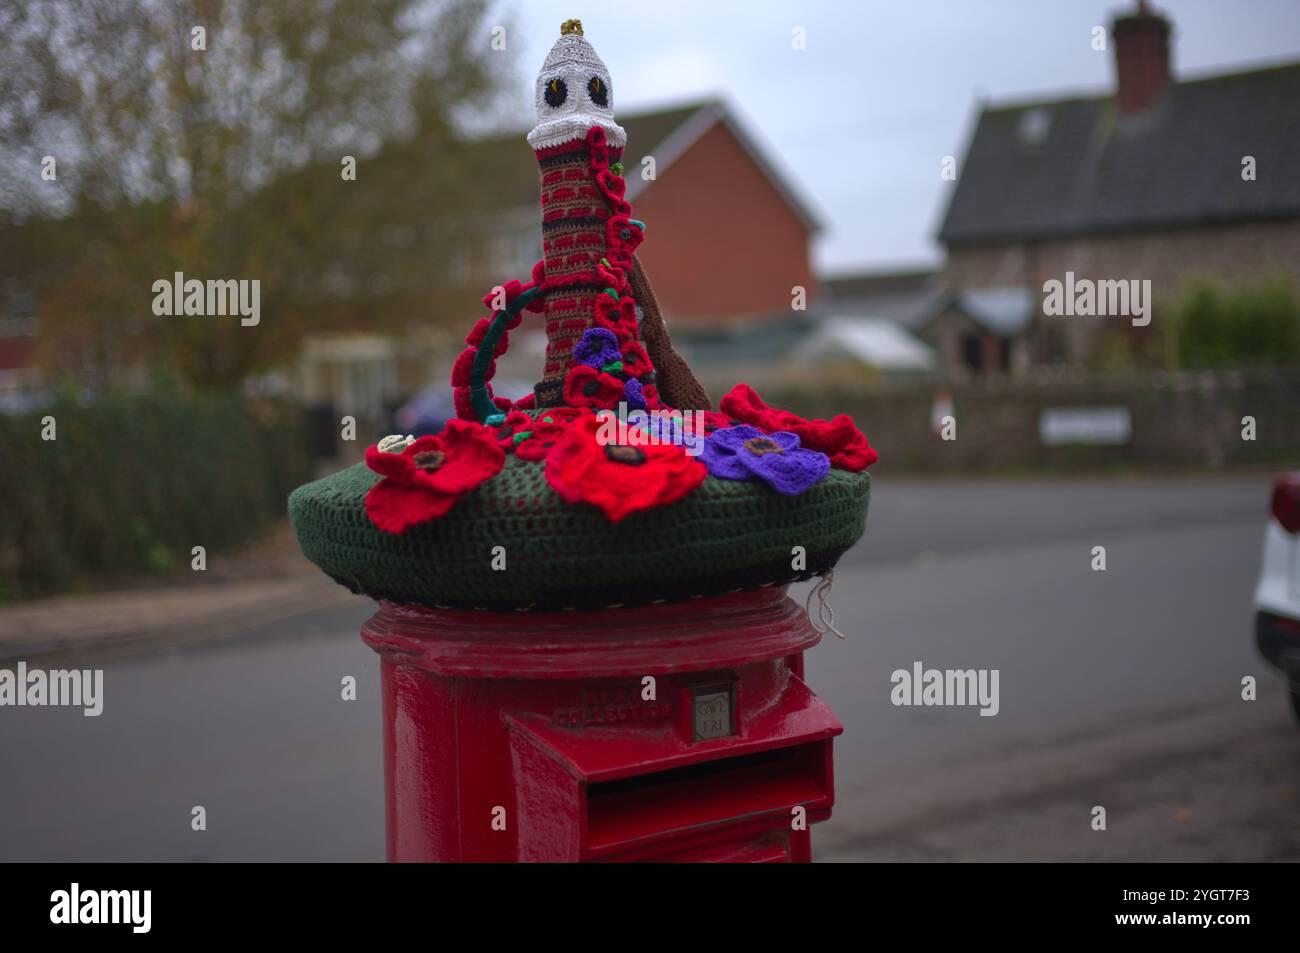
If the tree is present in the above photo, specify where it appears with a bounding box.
[0,0,513,389]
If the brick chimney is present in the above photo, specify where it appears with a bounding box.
[1112,0,1172,114]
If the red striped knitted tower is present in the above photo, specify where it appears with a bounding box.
[525,19,652,409]
[448,19,710,421]
[533,131,628,405]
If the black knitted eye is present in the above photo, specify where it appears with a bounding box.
[544,77,567,108]
[587,75,608,107]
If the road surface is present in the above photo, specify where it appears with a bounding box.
[1,474,1296,861]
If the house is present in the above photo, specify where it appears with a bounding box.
[789,316,936,386]
[819,268,1034,383]
[618,100,823,329]
[937,0,1300,371]
[913,286,1036,380]
[809,270,942,384]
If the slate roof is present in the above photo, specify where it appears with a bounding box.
[938,60,1300,246]
[821,268,943,330]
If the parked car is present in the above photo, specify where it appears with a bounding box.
[1254,473,1300,724]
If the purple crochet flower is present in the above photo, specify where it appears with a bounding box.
[700,425,830,495]
[572,327,622,371]
[624,377,647,411]
[630,410,705,454]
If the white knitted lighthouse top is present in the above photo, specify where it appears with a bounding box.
[527,20,627,151]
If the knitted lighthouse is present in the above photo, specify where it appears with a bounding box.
[530,20,632,405]
[455,18,707,417]
[290,21,875,611]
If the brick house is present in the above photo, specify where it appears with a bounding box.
[621,101,821,329]
[937,0,1300,374]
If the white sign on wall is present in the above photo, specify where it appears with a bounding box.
[1038,407,1132,446]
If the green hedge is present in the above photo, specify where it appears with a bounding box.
[0,390,311,601]
[1176,276,1300,369]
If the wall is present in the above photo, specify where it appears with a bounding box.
[768,370,1300,473]
[633,120,815,327]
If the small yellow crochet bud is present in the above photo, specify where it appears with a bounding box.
[560,19,583,36]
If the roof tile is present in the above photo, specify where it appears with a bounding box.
[939,61,1300,244]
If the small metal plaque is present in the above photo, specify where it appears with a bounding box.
[692,683,735,741]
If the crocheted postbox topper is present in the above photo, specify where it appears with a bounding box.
[289,22,876,611]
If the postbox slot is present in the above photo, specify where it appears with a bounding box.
[585,740,830,853]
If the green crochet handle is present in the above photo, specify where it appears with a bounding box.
[470,285,541,422]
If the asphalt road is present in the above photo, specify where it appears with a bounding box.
[1,474,1295,861]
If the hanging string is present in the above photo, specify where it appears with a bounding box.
[804,571,846,640]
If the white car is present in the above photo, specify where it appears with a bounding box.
[1254,473,1300,723]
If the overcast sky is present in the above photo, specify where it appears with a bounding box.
[491,0,1300,277]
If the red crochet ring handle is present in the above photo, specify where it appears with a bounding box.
[455,285,540,423]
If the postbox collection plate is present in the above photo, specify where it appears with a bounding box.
[691,682,736,741]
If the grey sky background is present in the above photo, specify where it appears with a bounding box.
[493,1,1300,276]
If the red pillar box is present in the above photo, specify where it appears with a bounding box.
[361,586,842,863]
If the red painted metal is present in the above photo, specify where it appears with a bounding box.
[361,586,842,862]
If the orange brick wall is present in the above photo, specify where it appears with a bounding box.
[631,121,815,327]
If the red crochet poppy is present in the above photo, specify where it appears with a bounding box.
[452,383,513,422]
[593,294,637,341]
[521,410,589,461]
[496,407,589,462]
[619,339,652,378]
[719,383,877,471]
[492,410,534,453]
[480,278,540,322]
[451,346,494,387]
[564,364,626,409]
[464,316,492,347]
[364,420,505,533]
[545,413,707,522]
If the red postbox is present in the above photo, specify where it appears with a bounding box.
[361,586,842,862]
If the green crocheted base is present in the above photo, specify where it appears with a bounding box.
[289,456,870,611]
